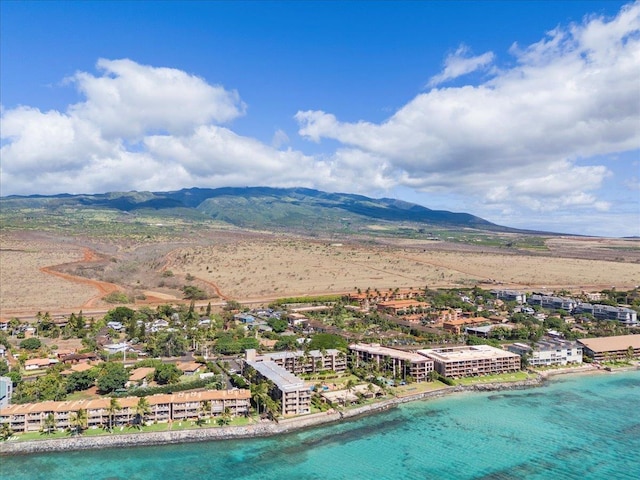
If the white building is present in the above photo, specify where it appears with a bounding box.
[0,377,12,408]
[508,338,583,367]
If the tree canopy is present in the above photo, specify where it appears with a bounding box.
[97,362,129,393]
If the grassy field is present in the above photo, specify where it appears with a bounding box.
[2,223,639,315]
[453,371,534,386]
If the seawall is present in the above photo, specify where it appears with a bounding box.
[6,366,630,456]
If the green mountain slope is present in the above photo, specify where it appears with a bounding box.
[1,186,523,233]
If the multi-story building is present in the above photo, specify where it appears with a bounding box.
[244,360,311,416]
[575,303,638,326]
[418,345,520,378]
[252,349,347,375]
[527,295,576,312]
[0,377,12,408]
[492,290,527,304]
[443,317,489,335]
[0,389,251,433]
[376,300,430,316]
[577,335,640,362]
[508,339,583,367]
[349,343,434,383]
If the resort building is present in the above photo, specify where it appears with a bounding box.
[0,389,251,433]
[376,300,430,316]
[527,295,577,312]
[349,343,434,383]
[492,290,527,304]
[443,317,489,335]
[244,359,311,416]
[418,345,520,378]
[577,335,640,362]
[248,349,347,375]
[508,339,583,367]
[574,303,638,326]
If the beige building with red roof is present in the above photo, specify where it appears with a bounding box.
[0,389,251,433]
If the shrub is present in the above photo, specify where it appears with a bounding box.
[19,338,42,350]
[103,292,132,304]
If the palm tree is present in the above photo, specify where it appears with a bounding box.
[217,407,232,426]
[69,409,87,436]
[264,397,281,422]
[106,397,121,432]
[251,382,269,417]
[42,413,56,435]
[196,400,211,426]
[135,397,151,429]
[344,379,356,406]
[0,423,14,441]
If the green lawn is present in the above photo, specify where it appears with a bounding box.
[453,371,534,386]
[5,415,254,442]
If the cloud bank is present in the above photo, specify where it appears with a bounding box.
[1,3,639,235]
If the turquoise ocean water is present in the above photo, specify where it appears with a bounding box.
[3,370,639,480]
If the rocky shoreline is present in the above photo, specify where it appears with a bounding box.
[2,365,635,456]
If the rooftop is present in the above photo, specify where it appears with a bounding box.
[246,360,308,392]
[350,343,431,363]
[418,345,519,362]
[578,335,640,353]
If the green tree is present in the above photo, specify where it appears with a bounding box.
[19,338,42,350]
[66,369,98,393]
[42,413,56,435]
[0,423,14,441]
[251,381,269,416]
[154,363,181,385]
[134,397,151,428]
[106,397,121,432]
[217,407,232,426]
[69,409,87,436]
[97,362,129,394]
[182,285,208,300]
[267,317,288,333]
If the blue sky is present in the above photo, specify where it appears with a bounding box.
[1,1,638,237]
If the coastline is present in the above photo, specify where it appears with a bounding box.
[2,364,636,456]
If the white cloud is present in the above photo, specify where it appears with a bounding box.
[271,129,290,149]
[427,44,495,87]
[0,59,327,196]
[296,2,640,222]
[70,59,246,139]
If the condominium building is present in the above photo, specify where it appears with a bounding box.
[508,339,583,367]
[248,348,347,375]
[244,360,311,416]
[575,303,638,326]
[528,295,577,312]
[0,389,251,433]
[418,345,520,378]
[376,300,430,316]
[492,290,527,304]
[577,335,640,362]
[349,343,434,382]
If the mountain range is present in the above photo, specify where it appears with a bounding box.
[1,187,531,234]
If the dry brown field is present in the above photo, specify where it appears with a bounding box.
[1,229,639,319]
